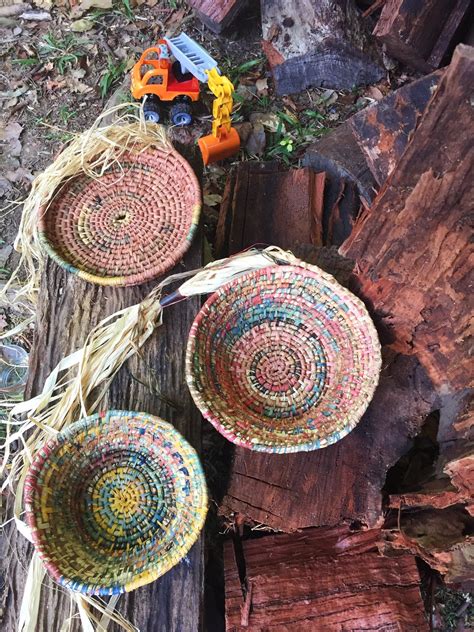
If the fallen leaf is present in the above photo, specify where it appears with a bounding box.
[20,10,51,20]
[45,78,67,90]
[203,193,222,207]
[366,86,384,101]
[266,23,280,42]
[72,0,112,17]
[5,166,34,184]
[0,122,23,157]
[249,111,280,132]
[65,69,92,93]
[255,77,268,95]
[0,86,29,100]
[71,18,94,32]
[246,122,266,156]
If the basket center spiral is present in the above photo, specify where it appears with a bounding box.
[24,411,208,595]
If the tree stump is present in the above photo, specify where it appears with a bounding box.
[261,0,384,95]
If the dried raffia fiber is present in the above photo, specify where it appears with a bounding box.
[0,104,175,332]
[24,410,208,595]
[186,263,382,452]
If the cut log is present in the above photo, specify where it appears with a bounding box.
[374,0,472,71]
[349,69,444,186]
[340,44,474,393]
[224,526,429,631]
[304,70,444,193]
[1,161,204,630]
[261,0,384,95]
[187,0,248,33]
[303,120,377,204]
[384,387,474,585]
[217,162,439,532]
[215,162,362,258]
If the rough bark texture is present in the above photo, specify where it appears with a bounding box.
[340,44,474,393]
[349,70,444,186]
[384,391,474,586]
[225,526,429,631]
[1,174,204,630]
[304,70,444,195]
[261,0,384,94]
[374,0,471,71]
[187,0,248,33]
[303,120,377,205]
[215,162,362,258]
[216,162,439,532]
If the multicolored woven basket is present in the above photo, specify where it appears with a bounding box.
[24,410,208,595]
[38,148,201,286]
[186,263,381,453]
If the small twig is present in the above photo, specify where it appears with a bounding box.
[362,0,386,18]
[240,580,253,627]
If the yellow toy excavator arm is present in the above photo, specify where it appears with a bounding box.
[205,67,234,137]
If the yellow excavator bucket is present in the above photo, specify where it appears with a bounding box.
[199,68,240,165]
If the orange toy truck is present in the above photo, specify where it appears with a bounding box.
[131,33,240,165]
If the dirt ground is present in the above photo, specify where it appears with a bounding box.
[0,1,472,630]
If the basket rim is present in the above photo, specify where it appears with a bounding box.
[24,409,208,595]
[37,146,201,287]
[185,263,382,453]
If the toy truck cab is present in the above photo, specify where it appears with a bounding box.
[131,40,200,124]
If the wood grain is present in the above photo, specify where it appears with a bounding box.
[261,0,384,94]
[225,526,428,631]
[187,0,248,33]
[341,44,474,392]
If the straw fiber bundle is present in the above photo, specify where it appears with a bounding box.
[0,105,189,321]
[24,410,208,596]
[186,263,382,452]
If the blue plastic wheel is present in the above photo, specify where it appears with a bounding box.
[170,102,193,127]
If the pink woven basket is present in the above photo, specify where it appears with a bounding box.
[38,147,201,286]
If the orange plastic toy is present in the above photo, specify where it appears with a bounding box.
[131,33,240,165]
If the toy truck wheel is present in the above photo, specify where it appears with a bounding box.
[143,97,162,123]
[170,102,193,126]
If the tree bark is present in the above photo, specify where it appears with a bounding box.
[340,44,474,393]
[261,0,384,94]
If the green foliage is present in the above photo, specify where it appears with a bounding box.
[39,33,87,74]
[99,58,127,99]
[12,57,40,67]
[265,110,330,165]
[58,106,77,125]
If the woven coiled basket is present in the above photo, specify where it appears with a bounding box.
[38,147,201,286]
[24,410,208,595]
[186,264,381,453]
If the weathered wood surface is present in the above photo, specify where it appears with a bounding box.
[225,526,429,631]
[187,0,248,33]
[303,120,377,205]
[340,44,474,393]
[215,162,362,258]
[349,70,443,186]
[384,390,474,586]
[304,70,444,195]
[261,0,384,95]
[1,176,204,629]
[374,0,471,71]
[217,162,439,532]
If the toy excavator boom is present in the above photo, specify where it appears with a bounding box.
[131,33,240,165]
